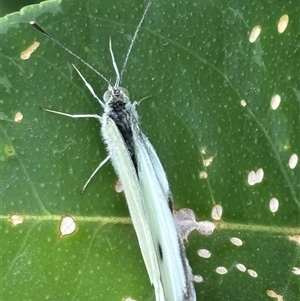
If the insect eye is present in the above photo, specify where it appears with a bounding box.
[119,87,129,98]
[103,91,113,102]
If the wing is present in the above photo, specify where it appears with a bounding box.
[101,117,165,299]
[133,123,196,301]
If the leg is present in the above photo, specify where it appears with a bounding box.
[41,107,102,120]
[81,155,111,193]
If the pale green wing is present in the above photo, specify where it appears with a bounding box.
[102,117,165,300]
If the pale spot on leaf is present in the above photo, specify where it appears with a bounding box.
[288,235,300,245]
[267,290,283,301]
[230,237,243,246]
[247,269,258,277]
[199,171,208,179]
[194,275,203,283]
[236,263,246,272]
[60,216,76,236]
[216,266,227,274]
[240,99,247,107]
[247,168,264,185]
[200,147,207,155]
[174,208,215,241]
[249,25,261,43]
[277,14,289,34]
[115,179,123,193]
[289,154,298,169]
[270,94,281,110]
[14,112,23,122]
[203,156,213,167]
[8,214,24,226]
[211,204,222,220]
[21,41,40,60]
[269,198,279,213]
[292,267,300,275]
[198,249,211,258]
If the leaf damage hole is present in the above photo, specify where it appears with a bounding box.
[247,168,264,185]
[249,25,261,43]
[288,235,300,245]
[193,275,203,283]
[60,216,76,237]
[203,156,213,167]
[211,204,222,220]
[216,266,227,275]
[269,197,279,213]
[20,41,40,60]
[277,14,289,34]
[292,267,300,275]
[14,112,23,122]
[267,290,283,301]
[288,154,298,169]
[198,249,211,258]
[8,214,25,225]
[115,179,124,193]
[270,94,281,110]
[247,269,258,278]
[199,171,208,179]
[230,237,243,247]
[240,99,247,107]
[174,208,215,241]
[236,263,246,272]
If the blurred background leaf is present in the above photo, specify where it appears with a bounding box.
[1,0,299,300]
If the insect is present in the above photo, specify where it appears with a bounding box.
[30,1,196,300]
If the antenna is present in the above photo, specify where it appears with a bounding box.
[120,0,153,80]
[30,0,154,89]
[30,21,111,86]
[109,36,121,89]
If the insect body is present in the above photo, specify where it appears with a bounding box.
[31,1,196,300]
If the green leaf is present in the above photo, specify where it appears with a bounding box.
[1,0,299,300]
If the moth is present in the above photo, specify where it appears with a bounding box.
[31,1,196,300]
